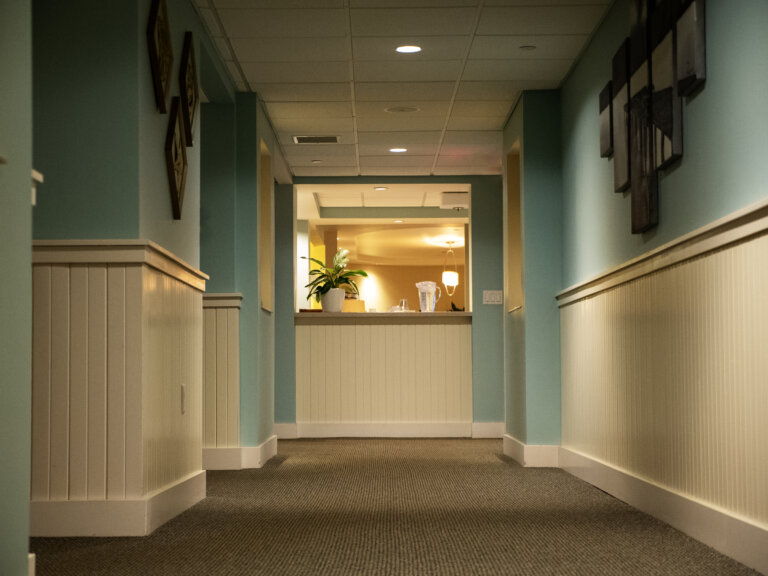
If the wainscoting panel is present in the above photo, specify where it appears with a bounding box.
[202,294,242,449]
[560,207,768,530]
[31,240,207,536]
[295,323,472,427]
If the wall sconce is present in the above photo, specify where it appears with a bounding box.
[442,241,459,297]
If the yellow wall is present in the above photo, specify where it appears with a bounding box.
[353,263,466,313]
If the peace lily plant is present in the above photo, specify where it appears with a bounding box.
[304,249,367,312]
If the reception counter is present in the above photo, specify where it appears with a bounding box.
[294,312,473,437]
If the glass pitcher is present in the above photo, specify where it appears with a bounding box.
[415,281,441,312]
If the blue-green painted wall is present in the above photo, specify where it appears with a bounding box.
[561,0,768,287]
[502,92,563,445]
[0,1,33,573]
[274,184,296,424]
[201,103,237,292]
[288,175,505,424]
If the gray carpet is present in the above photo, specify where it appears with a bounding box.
[31,439,758,575]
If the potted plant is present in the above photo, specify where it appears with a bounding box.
[303,249,367,312]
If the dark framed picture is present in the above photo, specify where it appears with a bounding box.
[147,0,174,113]
[611,39,631,193]
[179,32,199,146]
[165,97,187,220]
[677,0,706,96]
[599,81,613,158]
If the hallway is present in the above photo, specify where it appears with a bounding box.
[30,439,757,575]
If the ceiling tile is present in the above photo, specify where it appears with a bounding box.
[356,101,449,117]
[288,156,358,167]
[350,8,477,36]
[462,59,572,82]
[469,34,589,60]
[215,0,345,7]
[359,155,435,167]
[357,116,446,132]
[447,116,507,131]
[358,131,441,147]
[455,81,524,100]
[242,61,351,84]
[266,101,352,118]
[440,131,502,155]
[484,0,609,5]
[355,82,455,101]
[282,144,357,157]
[214,37,234,61]
[352,36,468,61]
[355,60,462,82]
[257,83,351,102]
[199,9,224,36]
[477,6,607,35]
[451,100,512,117]
[272,117,354,133]
[351,0,476,6]
[218,9,347,38]
[360,166,433,176]
[231,37,349,62]
[293,166,361,176]
[437,154,501,167]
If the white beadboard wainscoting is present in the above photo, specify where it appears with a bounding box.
[558,200,768,574]
[30,240,207,536]
[295,314,473,437]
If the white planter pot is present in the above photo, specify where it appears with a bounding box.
[321,288,345,313]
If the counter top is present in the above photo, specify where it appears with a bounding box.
[294,312,472,325]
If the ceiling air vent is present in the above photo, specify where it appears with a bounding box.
[440,191,469,210]
[292,135,339,144]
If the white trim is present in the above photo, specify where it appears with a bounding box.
[297,422,472,438]
[203,436,278,470]
[203,293,243,309]
[274,423,298,439]
[502,435,559,467]
[29,471,205,537]
[28,553,35,576]
[557,197,768,306]
[32,240,208,291]
[560,448,768,575]
[471,422,504,438]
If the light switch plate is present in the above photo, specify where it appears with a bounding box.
[482,290,503,305]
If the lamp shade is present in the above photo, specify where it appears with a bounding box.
[442,270,459,287]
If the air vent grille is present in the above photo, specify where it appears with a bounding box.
[292,135,339,144]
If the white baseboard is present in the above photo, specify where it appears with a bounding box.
[502,434,559,467]
[274,423,298,439]
[297,422,472,438]
[28,553,35,576]
[471,422,504,438]
[203,436,278,470]
[560,448,768,575]
[29,470,206,537]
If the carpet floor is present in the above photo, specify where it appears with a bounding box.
[31,438,759,575]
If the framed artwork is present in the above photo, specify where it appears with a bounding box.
[651,0,683,170]
[165,97,187,220]
[147,0,174,113]
[599,81,613,158]
[611,39,631,193]
[677,0,706,96]
[179,32,199,146]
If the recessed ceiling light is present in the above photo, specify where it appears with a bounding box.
[519,45,537,51]
[374,186,388,191]
[394,220,404,224]
[389,148,407,153]
[311,159,322,164]
[396,45,421,54]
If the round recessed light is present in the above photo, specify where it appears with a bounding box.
[374,186,388,191]
[311,159,322,164]
[394,220,404,224]
[396,45,422,54]
[389,148,407,153]
[385,106,420,114]
[519,45,537,51]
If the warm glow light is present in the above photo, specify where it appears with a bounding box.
[442,270,459,287]
[396,45,422,53]
[374,186,388,191]
[424,234,464,247]
[389,148,407,153]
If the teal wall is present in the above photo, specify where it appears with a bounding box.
[201,103,237,292]
[274,184,296,424]
[561,0,768,287]
[289,175,505,424]
[33,0,230,267]
[503,92,563,445]
[0,1,33,573]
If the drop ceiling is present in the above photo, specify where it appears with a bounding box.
[193,0,611,178]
